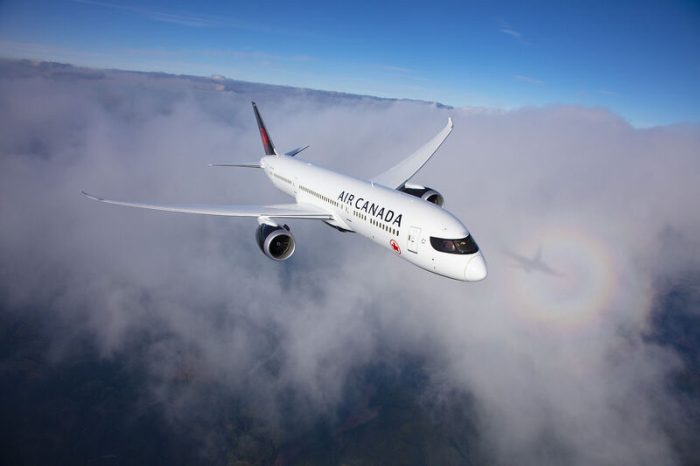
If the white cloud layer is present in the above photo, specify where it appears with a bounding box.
[1,60,699,464]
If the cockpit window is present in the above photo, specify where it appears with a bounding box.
[430,235,479,255]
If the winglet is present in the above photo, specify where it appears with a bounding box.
[252,101,277,156]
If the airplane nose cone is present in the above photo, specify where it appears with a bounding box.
[465,254,487,281]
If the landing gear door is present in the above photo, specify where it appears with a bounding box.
[408,226,421,253]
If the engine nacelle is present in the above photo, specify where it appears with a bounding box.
[255,224,296,261]
[399,184,445,207]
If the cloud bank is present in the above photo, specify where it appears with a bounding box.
[1,59,699,465]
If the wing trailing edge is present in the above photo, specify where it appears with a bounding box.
[81,191,332,219]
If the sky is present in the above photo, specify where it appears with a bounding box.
[0,0,699,126]
[1,61,700,464]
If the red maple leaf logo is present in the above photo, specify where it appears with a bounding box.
[390,239,401,254]
[260,129,269,149]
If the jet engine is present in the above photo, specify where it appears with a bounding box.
[255,223,296,260]
[399,184,445,207]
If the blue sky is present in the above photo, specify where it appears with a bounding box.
[0,0,698,126]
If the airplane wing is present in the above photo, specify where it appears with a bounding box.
[82,191,332,219]
[371,118,453,189]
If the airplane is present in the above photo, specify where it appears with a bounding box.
[83,102,487,281]
[503,246,563,277]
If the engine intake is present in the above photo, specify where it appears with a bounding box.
[399,184,445,207]
[255,224,296,261]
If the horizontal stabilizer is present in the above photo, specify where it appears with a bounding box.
[208,162,262,168]
[81,191,332,219]
[285,145,309,157]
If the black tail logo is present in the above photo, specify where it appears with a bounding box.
[252,102,276,155]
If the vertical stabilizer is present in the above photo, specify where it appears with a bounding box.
[252,102,278,155]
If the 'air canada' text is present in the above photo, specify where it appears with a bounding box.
[338,191,403,227]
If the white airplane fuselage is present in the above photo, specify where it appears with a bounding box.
[263,155,487,281]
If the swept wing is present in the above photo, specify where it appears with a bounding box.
[82,192,332,219]
[371,118,453,189]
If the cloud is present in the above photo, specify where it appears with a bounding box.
[514,74,544,85]
[498,20,529,44]
[74,0,216,27]
[226,49,316,64]
[376,64,415,74]
[73,0,327,39]
[1,59,699,464]
[499,26,521,39]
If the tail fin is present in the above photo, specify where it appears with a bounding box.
[252,102,277,155]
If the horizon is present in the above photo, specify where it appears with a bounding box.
[0,0,698,127]
[5,56,693,131]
